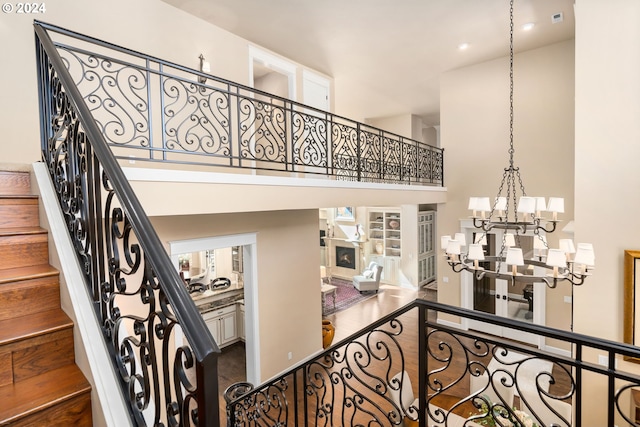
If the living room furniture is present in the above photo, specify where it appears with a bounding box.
[352,262,382,292]
[321,283,337,310]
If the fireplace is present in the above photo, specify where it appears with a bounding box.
[336,246,356,270]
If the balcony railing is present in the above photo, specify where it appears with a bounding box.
[227,299,640,427]
[35,21,443,186]
[35,22,220,426]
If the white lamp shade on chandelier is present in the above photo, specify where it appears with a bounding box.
[573,243,596,270]
[454,233,467,247]
[546,249,567,268]
[503,233,516,247]
[441,235,451,250]
[467,244,485,261]
[506,247,524,266]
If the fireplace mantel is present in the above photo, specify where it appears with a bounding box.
[324,238,364,280]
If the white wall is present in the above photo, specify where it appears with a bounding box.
[574,0,640,424]
[438,40,575,334]
[151,209,322,380]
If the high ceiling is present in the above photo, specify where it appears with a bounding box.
[161,0,575,125]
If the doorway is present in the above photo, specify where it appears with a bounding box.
[169,233,260,385]
[249,46,296,100]
[461,228,546,347]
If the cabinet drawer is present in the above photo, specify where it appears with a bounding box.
[202,304,236,319]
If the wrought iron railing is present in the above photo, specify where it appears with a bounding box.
[33,21,443,186]
[35,22,220,426]
[227,299,640,427]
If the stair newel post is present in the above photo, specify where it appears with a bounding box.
[196,352,220,427]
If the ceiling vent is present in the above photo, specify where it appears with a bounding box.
[551,12,564,24]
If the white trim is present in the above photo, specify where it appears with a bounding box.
[169,233,256,258]
[540,345,572,358]
[436,318,464,330]
[33,162,133,427]
[168,234,261,385]
[122,167,447,194]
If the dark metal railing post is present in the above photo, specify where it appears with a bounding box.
[418,304,426,427]
[227,83,234,168]
[145,58,154,160]
[575,342,582,426]
[356,122,362,182]
[159,63,168,162]
[35,34,52,157]
[608,351,615,427]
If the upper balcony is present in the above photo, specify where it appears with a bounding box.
[44,21,446,215]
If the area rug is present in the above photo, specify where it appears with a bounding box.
[323,277,381,316]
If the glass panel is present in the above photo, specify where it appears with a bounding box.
[507,235,534,323]
[507,281,534,323]
[473,233,496,315]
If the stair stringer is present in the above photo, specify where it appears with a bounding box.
[32,162,133,427]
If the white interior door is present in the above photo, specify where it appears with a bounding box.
[302,70,330,112]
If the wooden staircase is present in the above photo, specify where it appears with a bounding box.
[0,171,92,426]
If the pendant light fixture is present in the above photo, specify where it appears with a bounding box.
[442,0,594,288]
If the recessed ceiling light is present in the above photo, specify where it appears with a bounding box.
[522,22,535,31]
[458,42,469,50]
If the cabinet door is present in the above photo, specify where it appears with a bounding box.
[238,305,245,340]
[219,312,237,345]
[204,317,221,345]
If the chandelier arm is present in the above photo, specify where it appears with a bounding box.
[447,259,467,273]
[473,217,493,232]
[533,220,558,234]
[545,277,557,289]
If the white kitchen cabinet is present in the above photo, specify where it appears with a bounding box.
[237,301,245,341]
[202,304,237,348]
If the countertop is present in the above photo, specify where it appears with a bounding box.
[191,282,244,314]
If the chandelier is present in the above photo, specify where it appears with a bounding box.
[441,0,594,289]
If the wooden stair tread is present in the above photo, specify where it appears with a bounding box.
[0,195,37,202]
[0,364,91,425]
[0,226,46,236]
[0,309,72,346]
[0,264,58,284]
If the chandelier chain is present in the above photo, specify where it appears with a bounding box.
[509,0,515,169]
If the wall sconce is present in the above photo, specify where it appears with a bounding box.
[198,54,210,84]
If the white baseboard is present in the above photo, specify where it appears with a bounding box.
[436,318,464,330]
[33,162,132,427]
[540,344,572,358]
